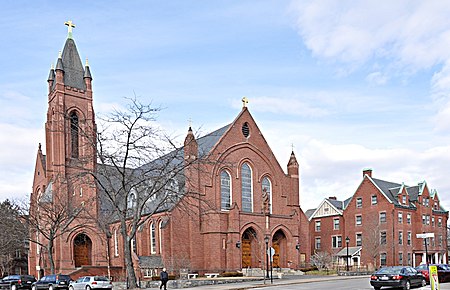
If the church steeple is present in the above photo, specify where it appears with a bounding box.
[45,21,96,177]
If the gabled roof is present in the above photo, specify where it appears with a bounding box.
[307,198,344,221]
[335,246,362,257]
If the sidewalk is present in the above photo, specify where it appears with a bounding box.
[176,274,370,290]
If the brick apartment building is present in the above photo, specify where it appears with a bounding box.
[307,169,448,270]
[29,25,311,279]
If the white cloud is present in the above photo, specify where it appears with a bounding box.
[0,123,43,199]
[366,71,388,85]
[291,0,450,70]
[232,96,329,117]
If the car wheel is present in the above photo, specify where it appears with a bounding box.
[32,285,36,290]
[86,286,91,290]
[373,287,381,290]
[49,285,53,290]
[420,278,426,287]
[69,286,74,290]
[11,285,17,290]
[403,280,410,290]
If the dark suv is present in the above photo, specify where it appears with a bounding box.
[31,275,72,290]
[0,275,36,290]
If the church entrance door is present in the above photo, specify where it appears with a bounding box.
[241,227,258,268]
[272,230,287,268]
[73,233,92,267]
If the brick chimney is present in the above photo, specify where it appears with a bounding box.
[328,196,337,200]
[363,168,373,177]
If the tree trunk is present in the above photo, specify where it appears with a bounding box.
[121,220,137,289]
[48,238,55,274]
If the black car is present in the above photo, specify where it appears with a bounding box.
[31,275,72,290]
[370,266,426,290]
[0,275,36,290]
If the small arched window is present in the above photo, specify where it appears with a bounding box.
[220,171,231,210]
[241,163,253,212]
[70,111,79,158]
[262,177,272,214]
[150,222,156,254]
[128,190,137,209]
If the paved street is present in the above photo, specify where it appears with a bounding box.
[176,275,450,290]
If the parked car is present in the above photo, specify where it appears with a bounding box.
[0,275,36,290]
[31,275,72,290]
[370,266,426,290]
[415,263,450,283]
[69,277,112,290]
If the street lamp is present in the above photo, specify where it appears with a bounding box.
[264,236,269,279]
[345,236,350,272]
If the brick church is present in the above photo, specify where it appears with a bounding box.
[29,24,311,279]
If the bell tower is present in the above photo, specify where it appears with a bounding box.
[45,21,97,209]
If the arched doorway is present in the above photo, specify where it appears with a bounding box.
[272,230,287,268]
[73,233,92,267]
[241,228,259,268]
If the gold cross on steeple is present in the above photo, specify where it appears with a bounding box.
[64,20,76,39]
[242,96,249,108]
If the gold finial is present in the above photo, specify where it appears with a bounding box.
[58,50,62,58]
[64,20,76,39]
[51,63,54,70]
[85,58,89,66]
[291,143,295,152]
[242,96,249,108]
[188,118,192,128]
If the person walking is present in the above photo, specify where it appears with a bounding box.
[160,268,169,290]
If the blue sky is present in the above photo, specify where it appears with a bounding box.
[1,0,450,211]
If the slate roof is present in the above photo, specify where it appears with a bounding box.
[305,209,315,219]
[335,246,362,257]
[53,38,86,91]
[138,256,163,268]
[326,198,344,210]
[97,124,231,219]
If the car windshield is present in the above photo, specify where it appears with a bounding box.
[4,275,20,280]
[377,267,402,274]
[93,277,109,282]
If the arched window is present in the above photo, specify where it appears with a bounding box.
[150,222,156,254]
[262,177,272,214]
[158,221,163,253]
[70,111,79,158]
[220,171,231,210]
[241,163,253,212]
[114,229,119,256]
[128,190,137,209]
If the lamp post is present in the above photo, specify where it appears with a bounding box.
[264,236,269,279]
[345,236,350,272]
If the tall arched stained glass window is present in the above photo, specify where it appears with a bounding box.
[241,163,253,212]
[262,177,272,214]
[150,222,156,254]
[221,171,231,210]
[70,111,79,158]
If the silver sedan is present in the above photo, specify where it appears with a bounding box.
[69,277,112,290]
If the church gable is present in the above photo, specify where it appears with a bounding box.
[209,105,286,175]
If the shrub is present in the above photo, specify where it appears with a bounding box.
[221,272,243,277]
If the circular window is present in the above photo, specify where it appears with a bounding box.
[242,122,250,138]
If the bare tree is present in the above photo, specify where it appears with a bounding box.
[73,97,214,289]
[310,251,332,270]
[26,187,88,274]
[363,216,384,270]
[0,200,28,276]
